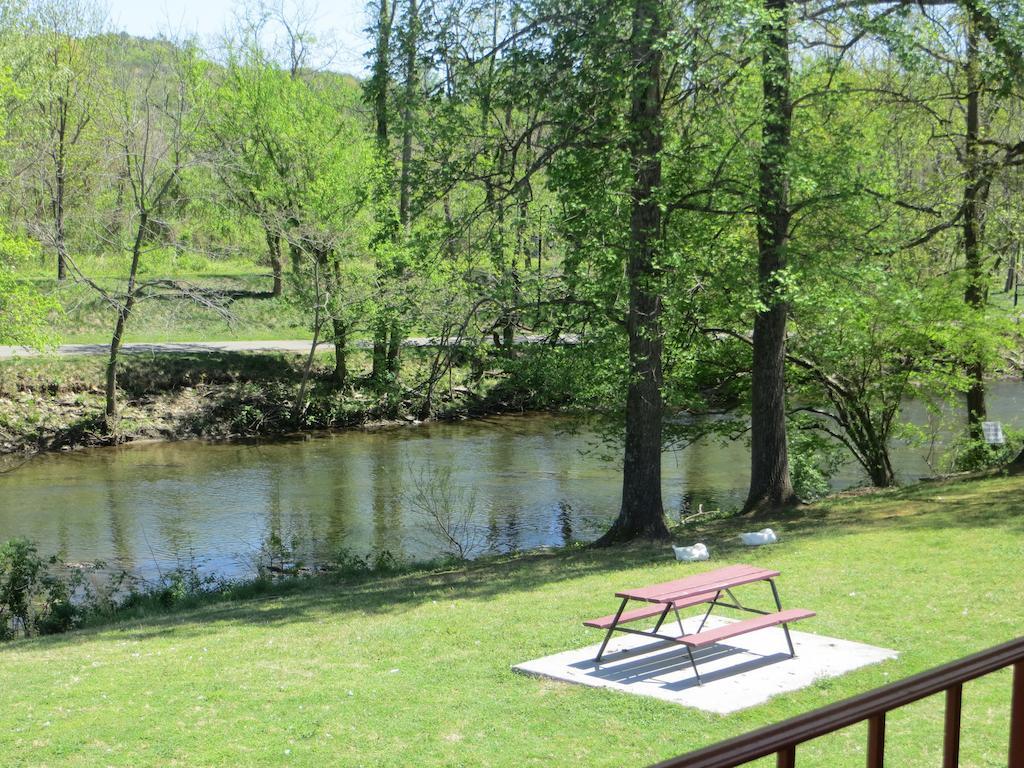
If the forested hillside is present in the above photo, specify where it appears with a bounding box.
[1,0,1023,536]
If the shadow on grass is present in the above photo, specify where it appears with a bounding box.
[1,542,675,650]
[118,352,306,395]
[5,474,1023,653]
[683,474,1024,560]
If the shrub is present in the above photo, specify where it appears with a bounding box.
[945,426,1023,473]
[497,345,593,409]
[0,538,81,639]
[789,430,846,501]
[331,548,403,576]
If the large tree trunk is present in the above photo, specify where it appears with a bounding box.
[963,13,987,440]
[386,319,401,376]
[382,0,420,382]
[55,181,68,281]
[398,0,417,234]
[372,321,389,384]
[596,0,670,545]
[744,0,798,515]
[864,446,896,488]
[328,260,347,387]
[370,0,395,386]
[104,306,129,423]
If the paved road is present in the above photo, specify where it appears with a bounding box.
[0,335,575,359]
[0,340,314,359]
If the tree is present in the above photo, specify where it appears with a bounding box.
[22,0,106,281]
[0,19,59,349]
[744,0,798,513]
[594,0,671,542]
[207,12,299,298]
[365,0,401,386]
[0,226,58,347]
[99,39,207,427]
[209,19,373,394]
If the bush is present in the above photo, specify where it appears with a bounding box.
[331,548,403,576]
[789,430,846,502]
[497,345,593,409]
[0,538,81,639]
[945,427,1023,473]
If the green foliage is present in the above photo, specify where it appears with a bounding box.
[330,548,403,577]
[788,429,846,502]
[1,4,1024,519]
[497,346,596,409]
[0,227,59,348]
[4,475,1024,764]
[0,538,81,639]
[945,426,1024,474]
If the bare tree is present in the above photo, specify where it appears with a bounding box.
[92,39,212,428]
[22,0,106,280]
[406,465,483,560]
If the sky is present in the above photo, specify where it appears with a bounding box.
[105,0,372,75]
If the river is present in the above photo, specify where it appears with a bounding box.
[1,381,1020,580]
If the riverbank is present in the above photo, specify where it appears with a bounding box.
[0,347,573,458]
[3,473,1023,766]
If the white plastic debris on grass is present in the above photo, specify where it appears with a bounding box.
[739,528,777,546]
[672,543,709,562]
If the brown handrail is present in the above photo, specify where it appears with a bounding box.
[649,636,1024,768]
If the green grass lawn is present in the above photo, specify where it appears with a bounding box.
[11,249,313,344]
[40,275,310,344]
[3,475,1024,767]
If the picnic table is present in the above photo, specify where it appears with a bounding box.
[583,564,814,684]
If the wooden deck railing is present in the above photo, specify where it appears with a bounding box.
[648,636,1024,768]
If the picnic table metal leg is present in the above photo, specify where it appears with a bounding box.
[595,597,629,663]
[696,591,722,633]
[769,579,797,657]
[652,603,673,633]
[673,605,686,636]
[724,588,743,610]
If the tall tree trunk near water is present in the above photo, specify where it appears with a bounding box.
[105,306,129,422]
[369,0,396,385]
[384,0,420,381]
[398,0,417,236]
[963,13,988,440]
[596,0,669,545]
[744,0,798,515]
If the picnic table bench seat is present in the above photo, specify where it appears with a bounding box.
[583,589,722,629]
[672,607,815,648]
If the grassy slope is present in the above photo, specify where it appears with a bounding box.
[41,274,310,344]
[0,348,492,455]
[2,475,1023,767]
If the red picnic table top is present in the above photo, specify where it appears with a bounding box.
[615,564,781,604]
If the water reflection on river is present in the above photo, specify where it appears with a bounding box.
[0,381,1020,579]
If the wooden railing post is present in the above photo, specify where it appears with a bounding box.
[943,683,962,768]
[867,713,885,768]
[776,746,795,768]
[1010,662,1024,768]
